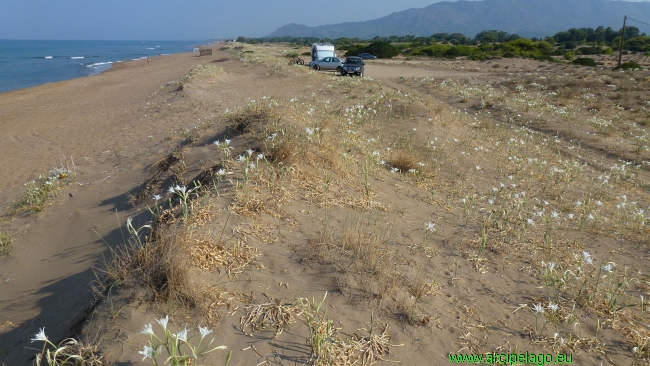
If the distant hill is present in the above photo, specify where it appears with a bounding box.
[267,0,650,39]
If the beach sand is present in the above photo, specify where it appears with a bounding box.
[0,48,219,364]
[1,44,648,365]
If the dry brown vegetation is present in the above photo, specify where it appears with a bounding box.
[21,44,650,365]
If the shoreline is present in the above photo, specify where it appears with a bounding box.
[0,40,221,95]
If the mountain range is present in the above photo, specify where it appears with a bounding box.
[267,0,650,39]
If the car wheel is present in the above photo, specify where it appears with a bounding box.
[359,71,364,78]
[314,65,320,71]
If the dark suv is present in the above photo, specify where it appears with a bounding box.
[341,56,365,77]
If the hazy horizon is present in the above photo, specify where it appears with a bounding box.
[1,0,649,41]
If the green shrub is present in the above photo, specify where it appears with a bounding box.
[301,51,311,56]
[571,57,596,66]
[0,230,12,255]
[364,40,400,58]
[578,46,604,55]
[619,61,641,70]
[564,51,575,60]
[285,51,299,58]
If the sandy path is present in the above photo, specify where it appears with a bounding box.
[366,61,483,80]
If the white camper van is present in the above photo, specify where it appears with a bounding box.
[311,43,336,62]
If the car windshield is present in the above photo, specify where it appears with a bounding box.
[345,58,362,65]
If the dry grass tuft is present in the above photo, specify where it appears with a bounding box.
[231,191,267,216]
[226,101,276,134]
[388,149,417,173]
[191,236,260,276]
[98,225,196,306]
[305,214,399,300]
[239,300,303,337]
[264,139,296,165]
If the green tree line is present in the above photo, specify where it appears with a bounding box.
[236,24,649,60]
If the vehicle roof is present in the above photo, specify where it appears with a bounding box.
[347,56,363,59]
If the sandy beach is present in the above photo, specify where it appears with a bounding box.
[1,43,649,365]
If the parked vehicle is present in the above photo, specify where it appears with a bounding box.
[341,56,364,77]
[358,53,377,60]
[308,57,343,71]
[311,43,336,61]
[288,57,305,65]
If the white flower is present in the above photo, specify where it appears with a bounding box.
[548,303,559,312]
[582,251,593,265]
[526,218,534,225]
[127,217,133,226]
[213,140,221,146]
[532,304,544,314]
[546,262,556,271]
[602,263,615,272]
[31,327,47,342]
[305,127,314,135]
[141,323,155,336]
[153,194,162,201]
[139,345,154,361]
[175,327,188,342]
[168,186,175,194]
[257,153,264,161]
[217,169,226,176]
[156,315,169,330]
[199,326,212,340]
[425,222,435,232]
[246,149,254,156]
[551,211,559,218]
[596,200,602,206]
[476,165,480,171]
[408,168,417,174]
[238,155,245,162]
[380,160,386,166]
[568,213,574,219]
[249,163,256,170]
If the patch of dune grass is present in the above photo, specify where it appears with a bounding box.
[0,230,13,255]
[11,167,71,215]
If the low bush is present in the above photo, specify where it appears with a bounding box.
[571,57,596,66]
[619,61,641,70]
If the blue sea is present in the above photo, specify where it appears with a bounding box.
[0,40,208,93]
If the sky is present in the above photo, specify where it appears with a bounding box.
[1,0,649,41]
